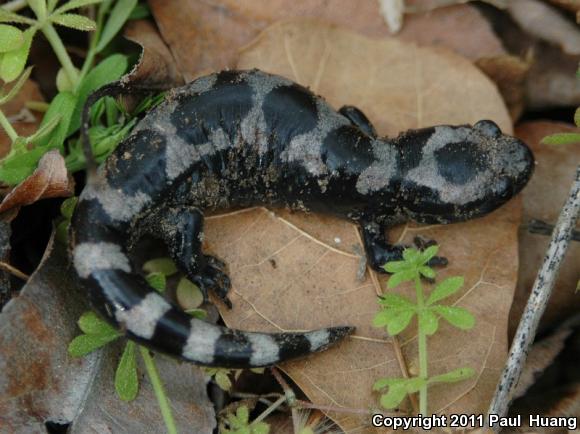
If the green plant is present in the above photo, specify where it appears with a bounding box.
[372,246,475,414]
[0,0,149,185]
[219,405,270,434]
[204,367,265,392]
[541,106,580,145]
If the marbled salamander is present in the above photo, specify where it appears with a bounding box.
[70,69,534,368]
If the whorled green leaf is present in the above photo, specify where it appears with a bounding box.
[402,376,427,394]
[379,385,407,409]
[0,66,32,105]
[54,0,103,14]
[387,269,417,288]
[250,422,270,434]
[372,308,399,328]
[142,257,178,276]
[429,367,475,384]
[419,310,439,335]
[115,341,139,401]
[28,0,47,19]
[383,259,408,273]
[372,377,406,391]
[56,66,77,92]
[145,272,166,292]
[541,132,580,146]
[0,24,24,53]
[427,276,464,305]
[78,310,119,336]
[36,90,77,149]
[95,0,137,53]
[68,53,128,134]
[387,309,415,335]
[433,305,475,330]
[419,265,435,279]
[419,245,439,264]
[0,8,36,24]
[176,277,204,311]
[0,27,35,82]
[215,370,233,391]
[378,292,414,308]
[68,332,121,357]
[51,13,97,31]
[402,248,420,263]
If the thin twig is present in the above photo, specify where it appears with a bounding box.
[271,367,301,431]
[0,261,30,280]
[487,166,580,426]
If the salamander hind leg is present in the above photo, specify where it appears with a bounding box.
[361,222,448,273]
[154,206,232,308]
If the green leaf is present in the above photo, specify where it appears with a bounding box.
[541,132,580,146]
[419,245,439,264]
[51,13,96,31]
[128,3,150,20]
[28,0,47,19]
[185,308,207,319]
[0,27,35,82]
[78,310,120,336]
[142,257,177,276]
[0,9,36,24]
[145,272,166,292]
[68,332,120,357]
[372,309,399,328]
[56,66,78,92]
[433,305,475,330]
[373,377,406,391]
[419,310,439,335]
[427,276,464,305]
[115,341,139,401]
[419,265,435,279]
[68,53,128,134]
[387,309,415,335]
[0,66,33,105]
[176,277,204,310]
[387,269,417,288]
[402,248,420,263]
[0,147,47,185]
[251,422,270,434]
[60,196,78,219]
[36,91,77,148]
[379,385,407,409]
[0,24,24,53]
[378,293,414,308]
[54,0,103,14]
[429,367,475,384]
[383,260,408,273]
[215,370,232,391]
[27,115,61,145]
[574,107,580,128]
[402,376,427,393]
[95,0,137,53]
[237,406,249,424]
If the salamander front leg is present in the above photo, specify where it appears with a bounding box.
[156,206,232,308]
[360,222,448,273]
[339,105,377,138]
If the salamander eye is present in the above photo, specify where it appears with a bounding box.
[474,120,502,137]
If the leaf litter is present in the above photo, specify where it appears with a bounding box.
[198,19,521,433]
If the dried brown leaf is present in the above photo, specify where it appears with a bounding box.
[509,122,580,339]
[122,19,183,88]
[148,1,505,79]
[508,0,580,55]
[200,20,519,433]
[0,149,73,214]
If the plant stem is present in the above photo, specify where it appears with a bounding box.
[78,0,111,85]
[138,346,178,434]
[0,109,18,142]
[415,276,428,415]
[252,395,286,424]
[487,166,580,427]
[1,0,27,12]
[41,23,80,86]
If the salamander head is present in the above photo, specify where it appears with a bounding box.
[396,120,534,224]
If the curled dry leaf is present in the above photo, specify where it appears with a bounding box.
[508,0,580,56]
[122,19,183,88]
[200,20,519,433]
[0,149,73,214]
[509,122,580,339]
